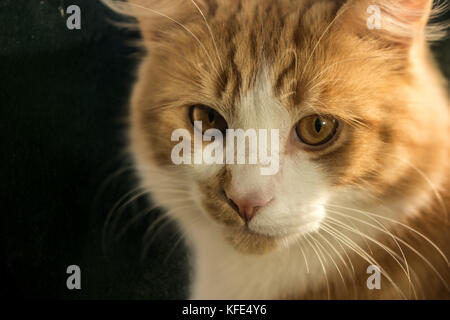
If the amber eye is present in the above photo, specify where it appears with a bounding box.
[189,105,228,134]
[295,115,338,146]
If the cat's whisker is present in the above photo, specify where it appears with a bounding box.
[294,237,310,274]
[141,214,172,260]
[321,222,407,299]
[321,224,383,298]
[148,188,193,196]
[327,204,409,269]
[116,205,157,241]
[328,203,416,298]
[325,208,449,292]
[325,215,410,277]
[325,217,422,298]
[328,207,374,258]
[142,202,192,240]
[325,209,419,299]
[93,165,135,213]
[311,233,347,289]
[326,203,449,267]
[322,221,405,295]
[141,203,195,260]
[163,230,187,265]
[304,233,331,299]
[321,222,373,266]
[324,214,414,293]
[318,227,358,298]
[102,186,145,255]
[109,189,150,243]
[316,229,352,276]
[320,226,355,275]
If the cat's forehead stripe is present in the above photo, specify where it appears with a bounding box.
[212,0,341,115]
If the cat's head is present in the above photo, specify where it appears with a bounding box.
[105,0,449,254]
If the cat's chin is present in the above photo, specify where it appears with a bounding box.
[223,222,320,255]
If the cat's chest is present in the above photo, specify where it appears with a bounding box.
[189,239,322,299]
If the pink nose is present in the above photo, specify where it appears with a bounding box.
[227,193,274,222]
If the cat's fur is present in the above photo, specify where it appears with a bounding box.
[103,0,450,299]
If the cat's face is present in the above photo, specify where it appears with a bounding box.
[123,0,449,254]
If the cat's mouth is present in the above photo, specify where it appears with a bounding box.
[223,220,321,255]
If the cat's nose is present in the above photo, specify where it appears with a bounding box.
[226,192,273,222]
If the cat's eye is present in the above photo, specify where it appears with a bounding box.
[189,105,228,134]
[295,115,338,147]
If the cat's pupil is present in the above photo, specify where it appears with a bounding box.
[208,110,215,124]
[315,118,323,133]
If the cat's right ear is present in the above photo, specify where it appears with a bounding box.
[102,0,204,45]
[337,0,448,46]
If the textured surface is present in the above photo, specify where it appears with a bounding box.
[1,0,448,299]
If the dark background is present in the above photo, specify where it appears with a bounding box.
[1,0,449,299]
[1,0,189,299]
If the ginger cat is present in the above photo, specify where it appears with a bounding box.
[103,0,450,299]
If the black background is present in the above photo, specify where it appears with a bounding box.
[1,0,449,300]
[2,0,188,299]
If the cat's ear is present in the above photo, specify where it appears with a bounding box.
[338,0,447,46]
[102,0,209,44]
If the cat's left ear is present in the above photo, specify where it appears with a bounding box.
[102,0,211,45]
[338,0,446,46]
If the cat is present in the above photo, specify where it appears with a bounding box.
[103,0,450,299]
